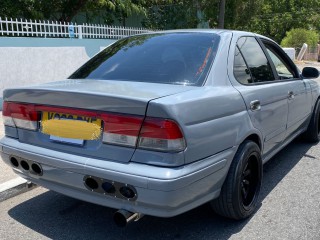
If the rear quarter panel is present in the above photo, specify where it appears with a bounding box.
[146,86,261,164]
[145,32,262,164]
[309,79,320,105]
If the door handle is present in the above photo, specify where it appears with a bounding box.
[288,91,295,100]
[250,100,261,111]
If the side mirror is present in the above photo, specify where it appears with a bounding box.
[302,67,319,79]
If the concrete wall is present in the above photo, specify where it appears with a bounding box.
[283,48,295,61]
[0,37,116,108]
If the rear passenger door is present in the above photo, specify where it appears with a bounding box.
[261,40,311,139]
[232,36,291,157]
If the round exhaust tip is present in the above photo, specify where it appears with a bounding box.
[113,209,139,227]
[113,211,127,227]
[20,160,30,171]
[102,182,116,194]
[113,210,142,227]
[10,157,19,168]
[84,177,99,190]
[31,163,43,175]
[119,186,136,199]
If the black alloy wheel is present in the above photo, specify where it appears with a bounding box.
[240,155,260,210]
[211,140,262,220]
[303,100,320,142]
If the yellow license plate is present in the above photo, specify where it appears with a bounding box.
[41,112,102,141]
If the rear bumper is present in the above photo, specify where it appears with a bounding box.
[0,137,236,217]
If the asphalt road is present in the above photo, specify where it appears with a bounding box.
[0,138,320,240]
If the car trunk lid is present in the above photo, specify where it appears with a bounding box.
[3,79,193,163]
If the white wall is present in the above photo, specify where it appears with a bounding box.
[0,47,89,97]
[0,37,116,109]
[283,48,296,61]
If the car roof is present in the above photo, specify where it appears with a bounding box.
[147,29,254,35]
[138,29,268,40]
[149,29,278,44]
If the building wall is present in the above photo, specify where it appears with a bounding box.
[0,37,116,108]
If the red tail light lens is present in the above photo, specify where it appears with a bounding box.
[2,101,186,152]
[102,114,143,147]
[3,102,39,130]
[138,117,186,152]
[102,116,186,151]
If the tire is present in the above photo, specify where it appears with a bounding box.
[303,99,320,143]
[211,140,262,220]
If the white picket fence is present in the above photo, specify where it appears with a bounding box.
[0,17,153,39]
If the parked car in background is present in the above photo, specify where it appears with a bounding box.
[1,30,320,227]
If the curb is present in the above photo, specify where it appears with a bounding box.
[0,177,37,202]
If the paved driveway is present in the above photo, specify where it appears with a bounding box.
[0,115,18,183]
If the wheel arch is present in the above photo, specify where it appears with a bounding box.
[243,134,262,151]
[211,134,263,219]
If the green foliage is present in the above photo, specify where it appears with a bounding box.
[281,28,319,49]
[229,0,320,43]
[0,0,44,20]
[2,0,320,44]
[0,0,147,25]
[110,0,147,26]
[142,0,320,46]
[142,1,199,29]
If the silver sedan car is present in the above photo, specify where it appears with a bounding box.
[1,30,320,227]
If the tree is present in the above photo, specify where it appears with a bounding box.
[2,0,320,45]
[190,0,320,44]
[142,1,199,29]
[0,0,147,25]
[111,0,147,26]
[232,0,320,43]
[281,28,319,49]
[218,0,226,28]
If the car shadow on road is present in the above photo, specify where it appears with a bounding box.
[8,139,317,240]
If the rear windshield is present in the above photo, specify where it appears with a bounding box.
[70,32,220,86]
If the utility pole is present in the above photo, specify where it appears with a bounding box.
[218,0,226,29]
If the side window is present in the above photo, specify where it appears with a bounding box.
[234,46,253,84]
[264,45,296,79]
[237,37,275,83]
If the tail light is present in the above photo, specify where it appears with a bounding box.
[102,114,143,147]
[138,117,186,151]
[102,115,186,152]
[2,101,186,152]
[2,102,39,130]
